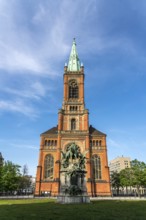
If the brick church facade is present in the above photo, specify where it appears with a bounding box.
[35,39,111,197]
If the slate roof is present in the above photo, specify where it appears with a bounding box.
[89,125,106,136]
[41,126,58,135]
[41,125,106,136]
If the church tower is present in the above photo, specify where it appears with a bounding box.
[58,38,88,133]
[35,39,111,197]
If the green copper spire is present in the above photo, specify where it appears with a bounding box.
[67,38,81,71]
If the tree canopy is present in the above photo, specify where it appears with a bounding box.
[0,161,21,192]
[110,159,146,196]
[0,160,33,194]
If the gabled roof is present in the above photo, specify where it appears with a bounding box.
[41,125,106,136]
[41,126,58,135]
[89,125,106,136]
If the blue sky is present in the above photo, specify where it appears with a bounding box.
[0,0,146,176]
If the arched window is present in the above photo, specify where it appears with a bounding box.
[71,118,76,130]
[92,155,102,180]
[69,80,78,98]
[44,154,54,179]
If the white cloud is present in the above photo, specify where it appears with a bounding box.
[0,138,39,150]
[0,0,145,77]
[31,82,46,97]
[107,138,121,148]
[0,1,107,74]
[0,1,66,75]
[3,87,41,100]
[0,44,44,73]
[0,99,38,117]
[1,80,56,104]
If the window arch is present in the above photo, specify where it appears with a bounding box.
[69,80,78,98]
[92,155,102,180]
[44,154,54,179]
[71,118,76,130]
[99,140,102,146]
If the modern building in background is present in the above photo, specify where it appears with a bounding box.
[35,39,111,197]
[109,156,131,174]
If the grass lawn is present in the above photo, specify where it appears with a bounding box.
[0,198,146,220]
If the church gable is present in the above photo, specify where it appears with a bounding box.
[89,125,106,136]
[41,126,58,136]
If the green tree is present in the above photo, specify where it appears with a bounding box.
[120,168,134,195]
[110,171,122,195]
[18,175,32,193]
[1,161,21,193]
[0,165,3,192]
[130,159,146,197]
[17,164,33,194]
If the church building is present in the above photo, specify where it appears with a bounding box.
[35,39,111,197]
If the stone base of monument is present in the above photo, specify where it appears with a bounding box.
[57,195,90,204]
[58,143,91,204]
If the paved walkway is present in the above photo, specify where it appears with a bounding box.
[90,196,146,201]
[0,195,146,200]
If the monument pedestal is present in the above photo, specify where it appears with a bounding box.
[57,195,90,204]
[57,143,90,204]
[57,170,90,204]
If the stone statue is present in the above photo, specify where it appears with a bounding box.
[61,143,87,169]
[60,143,88,196]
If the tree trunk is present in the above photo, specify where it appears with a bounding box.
[137,186,141,197]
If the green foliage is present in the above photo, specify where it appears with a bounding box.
[18,175,32,192]
[0,161,21,192]
[129,159,146,196]
[120,168,133,187]
[111,159,146,196]
[110,171,122,195]
[0,160,32,194]
[130,159,146,186]
[0,166,3,191]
